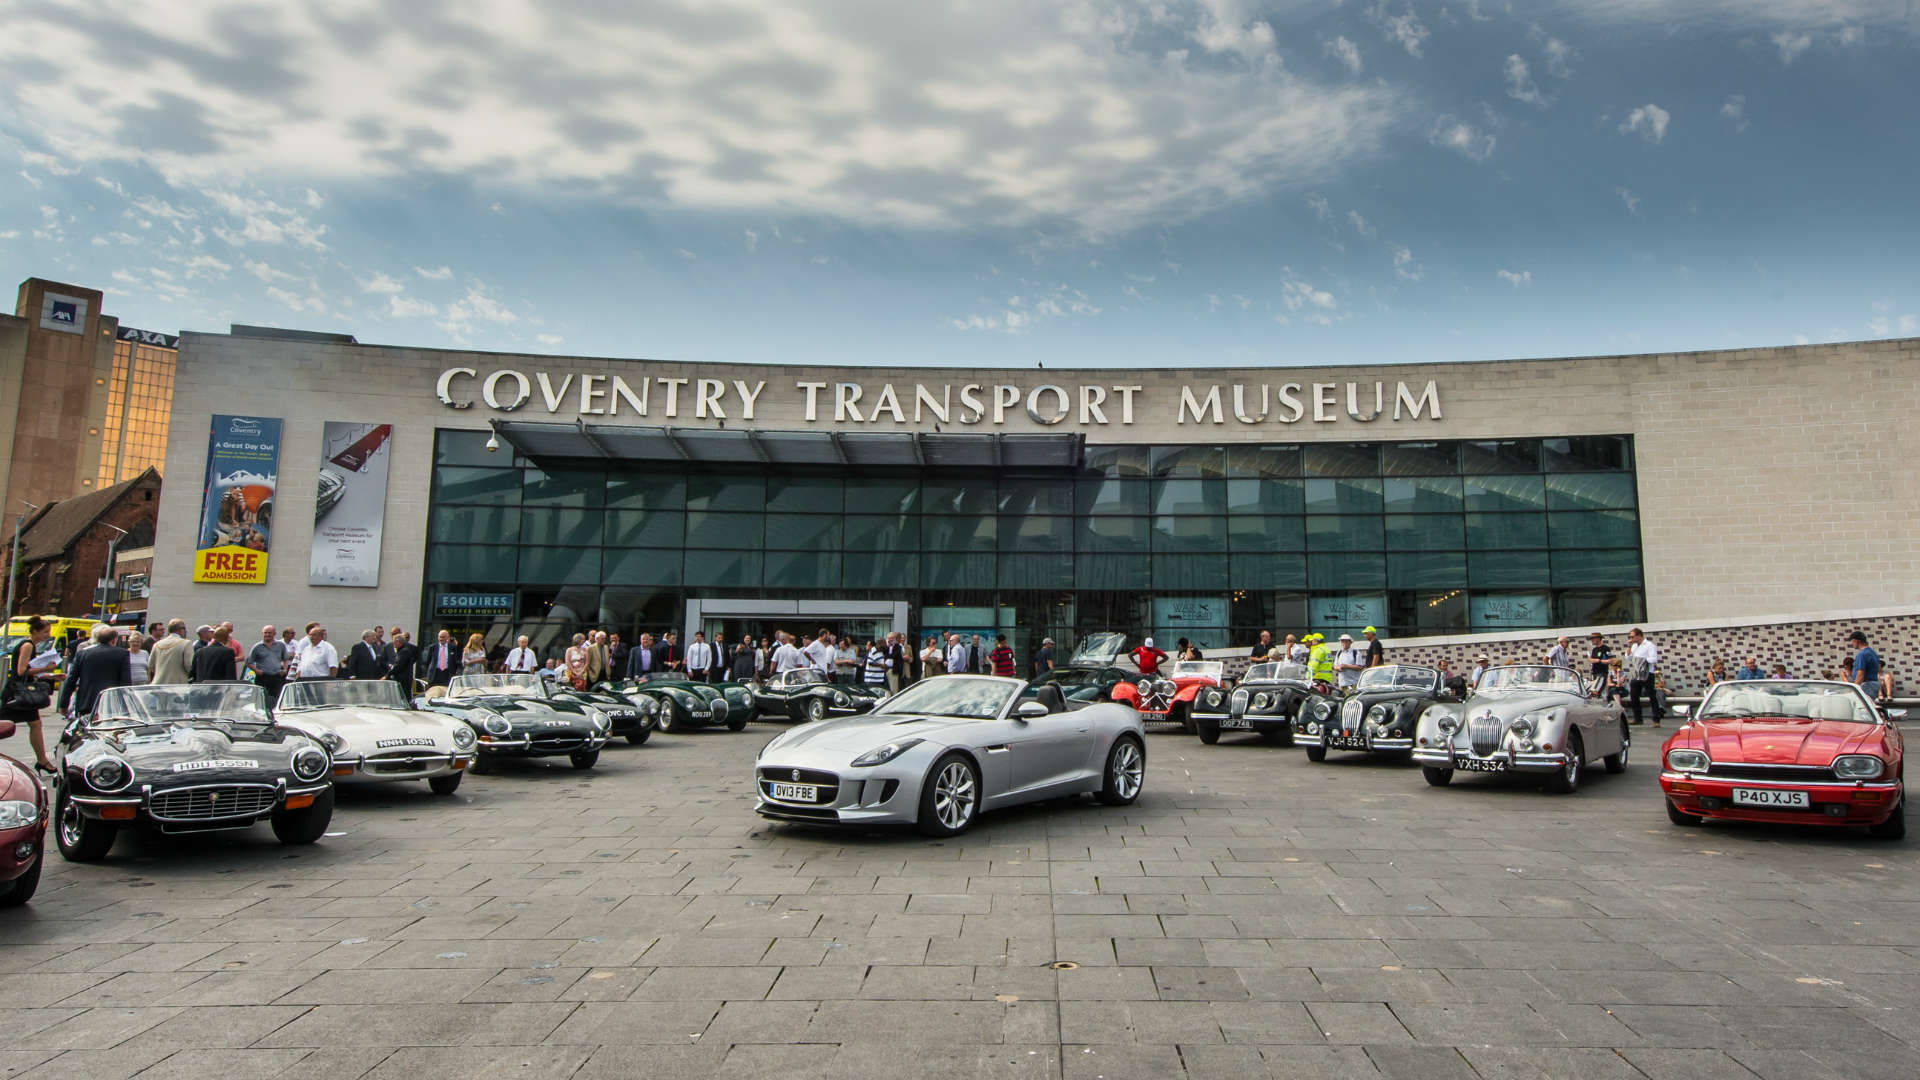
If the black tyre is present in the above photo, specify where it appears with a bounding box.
[1545,732,1584,795]
[624,729,650,745]
[1172,703,1193,734]
[1422,766,1453,787]
[0,848,42,907]
[1196,717,1220,745]
[917,752,980,837]
[1603,720,1629,774]
[570,751,600,770]
[55,786,116,862]
[1666,799,1700,826]
[469,753,494,774]
[429,773,463,795]
[270,788,334,845]
[1097,737,1145,806]
[1868,797,1906,840]
[1304,730,1328,763]
[726,709,750,732]
[803,697,827,724]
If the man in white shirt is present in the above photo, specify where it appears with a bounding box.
[295,626,339,679]
[1469,654,1489,686]
[773,633,809,673]
[1333,634,1367,691]
[1545,635,1572,669]
[1625,627,1662,726]
[802,631,834,675]
[686,632,714,683]
[505,636,538,673]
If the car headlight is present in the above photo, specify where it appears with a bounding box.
[291,746,330,782]
[1664,748,1708,772]
[1366,704,1387,724]
[587,709,610,731]
[449,724,476,749]
[1509,718,1534,739]
[316,728,346,753]
[833,692,849,706]
[1311,700,1332,720]
[851,737,925,768]
[1252,693,1271,711]
[633,697,657,714]
[0,801,39,828]
[482,713,512,735]
[1435,713,1460,734]
[1832,755,1886,780]
[1203,690,1220,707]
[84,756,135,792]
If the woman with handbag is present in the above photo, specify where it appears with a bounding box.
[3,617,58,774]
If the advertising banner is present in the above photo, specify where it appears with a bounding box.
[1308,595,1387,633]
[193,415,282,584]
[1469,593,1549,629]
[434,592,515,619]
[309,422,394,587]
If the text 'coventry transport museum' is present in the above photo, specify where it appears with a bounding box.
[148,327,1917,657]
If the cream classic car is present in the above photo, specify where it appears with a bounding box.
[1412,665,1628,794]
[275,679,476,794]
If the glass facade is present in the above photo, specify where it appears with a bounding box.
[422,430,1645,659]
[96,338,177,487]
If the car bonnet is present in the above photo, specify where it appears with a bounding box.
[768,713,974,754]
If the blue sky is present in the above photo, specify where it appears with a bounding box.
[1,0,1915,368]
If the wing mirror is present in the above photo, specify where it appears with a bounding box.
[1887,707,1908,722]
[1015,701,1049,720]
[1670,704,1692,720]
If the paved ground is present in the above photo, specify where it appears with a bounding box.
[1,718,1917,1080]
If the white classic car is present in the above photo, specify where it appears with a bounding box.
[1411,665,1628,794]
[275,679,477,794]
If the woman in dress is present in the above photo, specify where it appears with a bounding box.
[564,633,590,689]
[125,633,150,685]
[2,617,57,773]
[462,633,489,676]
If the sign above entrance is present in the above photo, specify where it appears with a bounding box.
[434,367,1442,429]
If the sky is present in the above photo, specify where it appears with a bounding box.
[0,0,1915,369]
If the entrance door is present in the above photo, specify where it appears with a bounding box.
[685,599,909,677]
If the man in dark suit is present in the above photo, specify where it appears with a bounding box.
[710,633,731,681]
[659,632,681,674]
[345,630,385,679]
[190,627,239,683]
[424,629,458,687]
[59,625,132,718]
[625,633,660,680]
[388,630,421,691]
[607,633,630,679]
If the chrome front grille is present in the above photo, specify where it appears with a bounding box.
[1341,698,1363,732]
[1229,689,1249,716]
[1706,763,1839,783]
[713,699,729,721]
[149,784,277,821]
[1467,715,1505,758]
[531,735,586,751]
[366,752,442,774]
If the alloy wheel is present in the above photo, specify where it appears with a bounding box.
[1111,741,1143,800]
[933,761,976,830]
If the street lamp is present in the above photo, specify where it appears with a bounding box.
[96,522,129,619]
[5,501,42,624]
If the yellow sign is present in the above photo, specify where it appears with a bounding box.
[193,545,269,585]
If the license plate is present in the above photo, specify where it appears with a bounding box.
[768,782,817,802]
[1456,756,1508,772]
[1732,788,1809,808]
[1220,719,1253,730]
[692,710,711,718]
[1328,736,1368,750]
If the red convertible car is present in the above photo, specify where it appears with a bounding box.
[0,719,48,905]
[1112,660,1223,731]
[1660,680,1906,837]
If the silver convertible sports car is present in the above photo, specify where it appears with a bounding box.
[1412,665,1629,794]
[754,675,1146,836]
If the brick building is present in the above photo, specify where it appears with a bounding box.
[5,467,160,619]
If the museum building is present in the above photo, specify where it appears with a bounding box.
[147,328,1918,665]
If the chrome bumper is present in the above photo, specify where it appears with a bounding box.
[1411,747,1566,769]
[333,751,475,779]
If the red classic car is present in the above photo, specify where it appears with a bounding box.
[1660,680,1906,837]
[1112,660,1223,731]
[0,719,48,905]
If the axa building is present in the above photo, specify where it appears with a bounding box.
[147,328,1919,680]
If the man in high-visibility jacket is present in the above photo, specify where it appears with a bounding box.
[1307,633,1335,687]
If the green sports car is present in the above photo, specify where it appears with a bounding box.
[750,668,886,723]
[613,677,756,733]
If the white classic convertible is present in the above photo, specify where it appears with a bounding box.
[275,679,477,794]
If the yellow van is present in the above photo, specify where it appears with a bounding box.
[2,615,99,666]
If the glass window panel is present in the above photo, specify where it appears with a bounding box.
[1231,553,1308,590]
[1303,477,1383,514]
[1152,516,1227,553]
[1151,446,1226,477]
[920,483,998,516]
[1461,439,1542,474]
[1309,553,1386,590]
[685,511,766,549]
[1076,554,1152,589]
[1388,552,1466,589]
[923,515,998,550]
[1228,516,1305,551]
[1405,589,1470,632]
[1465,512,1547,549]
[924,553,996,589]
[843,514,921,550]
[1548,510,1640,549]
[1306,515,1384,551]
[1543,435,1632,472]
[604,547,684,586]
[429,506,519,544]
[523,467,606,507]
[999,515,1073,553]
[852,478,921,514]
[1226,478,1304,515]
[685,550,763,588]
[1303,442,1381,477]
[1225,444,1302,478]
[1084,445,1152,477]
[434,430,499,467]
[1381,441,1459,476]
[765,549,841,588]
[1077,516,1151,553]
[998,479,1075,516]
[1153,554,1228,591]
[843,551,920,589]
[1075,478,1152,515]
[519,508,604,547]
[606,510,685,548]
[519,547,600,584]
[1463,475,1546,511]
[1000,554,1072,589]
[605,474,686,511]
[1469,591,1551,630]
[427,544,518,581]
[1551,549,1643,588]
[435,467,523,506]
[1382,476,1462,513]
[766,513,842,549]
[1545,473,1638,510]
[1151,478,1226,515]
[686,474,766,511]
[1384,513,1466,551]
[1554,588,1645,626]
[1469,551,1550,587]
[765,476,843,512]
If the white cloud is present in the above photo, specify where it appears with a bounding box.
[178,254,230,280]
[675,248,697,261]
[1347,210,1375,236]
[1618,103,1671,143]
[94,176,126,196]
[1367,4,1431,57]
[303,188,324,209]
[414,265,454,280]
[266,285,327,313]
[360,272,405,294]
[1305,193,1332,222]
[1838,24,1865,45]
[1280,269,1339,325]
[242,259,299,284]
[1615,186,1642,213]
[1540,36,1574,78]
[388,295,437,318]
[203,189,328,249]
[950,281,1099,333]
[20,151,78,176]
[0,230,17,240]
[1901,315,1918,335]
[743,229,759,252]
[1392,246,1423,281]
[1720,94,1749,132]
[1324,35,1362,74]
[1496,268,1532,287]
[1504,55,1549,107]
[536,333,564,346]
[1772,30,1813,63]
[436,285,519,335]
[1428,116,1495,161]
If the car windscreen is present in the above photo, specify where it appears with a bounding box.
[1358,665,1438,692]
[1070,632,1126,664]
[871,676,1015,720]
[93,683,269,724]
[1171,661,1223,678]
[1697,681,1878,723]
[1473,666,1583,693]
[277,679,410,711]
[1245,662,1308,683]
[449,674,544,699]
[782,670,827,686]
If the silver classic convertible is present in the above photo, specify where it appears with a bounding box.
[754,675,1146,836]
[1412,665,1629,794]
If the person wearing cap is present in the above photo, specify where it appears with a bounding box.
[192,624,216,653]
[1034,636,1056,676]
[1307,634,1335,689]
[1586,632,1613,689]
[1470,654,1489,686]
[1333,634,1367,691]
[1362,626,1383,668]
[1131,637,1168,676]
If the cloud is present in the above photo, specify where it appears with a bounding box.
[1347,210,1375,236]
[436,285,519,335]
[1367,4,1431,57]
[0,1,1405,236]
[1614,186,1641,213]
[1772,30,1813,63]
[1720,94,1749,132]
[743,228,759,252]
[1323,36,1362,75]
[675,248,697,261]
[359,271,405,294]
[1496,268,1532,286]
[1305,193,1332,222]
[1504,55,1549,107]
[1279,269,1339,324]
[266,285,327,313]
[414,265,454,280]
[178,254,230,280]
[204,189,328,249]
[1428,116,1495,161]
[1618,103,1670,143]
[388,295,436,318]
[242,258,299,284]
[19,151,78,176]
[1837,24,1865,45]
[1392,246,1423,281]
[0,230,17,240]
[536,333,564,346]
[1539,36,1574,78]
[949,281,1099,333]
